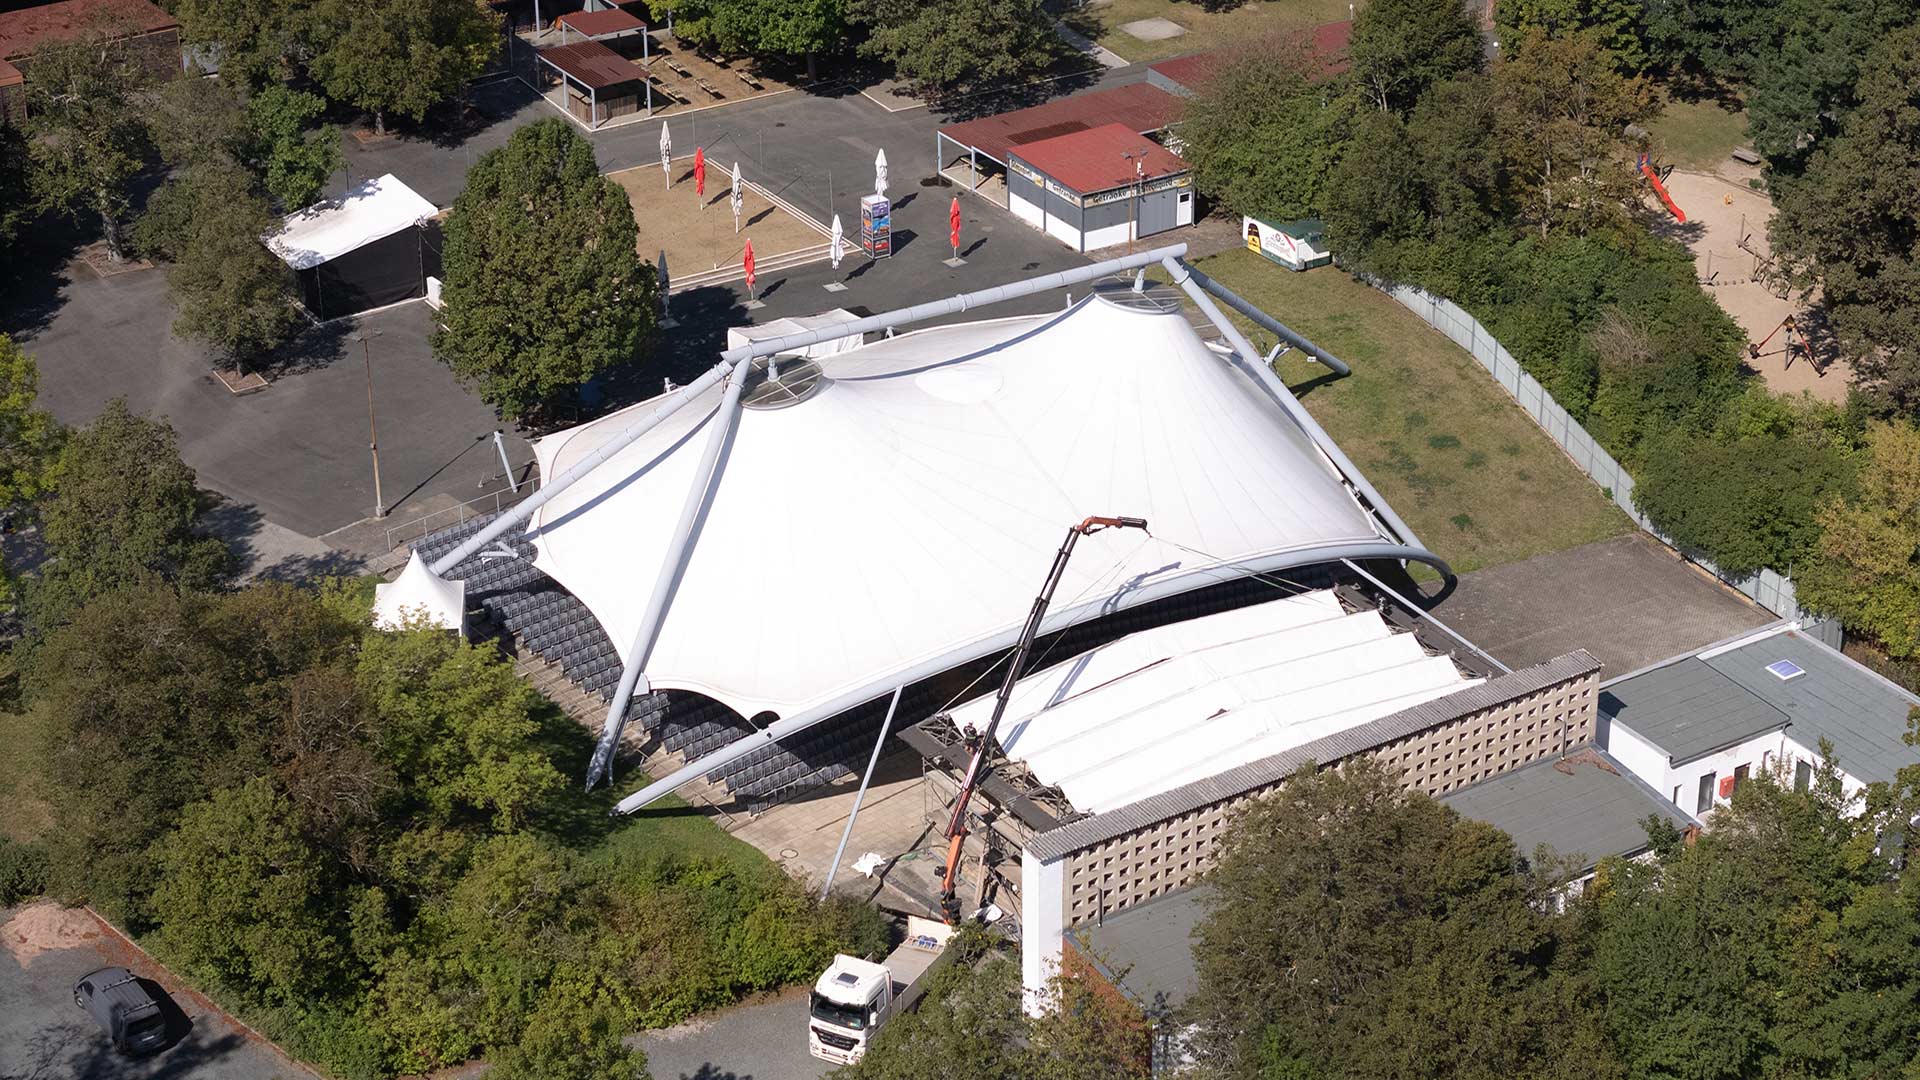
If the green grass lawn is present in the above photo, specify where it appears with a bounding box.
[1647,93,1750,171]
[1078,0,1352,63]
[1176,249,1632,575]
[590,782,775,877]
[0,696,54,844]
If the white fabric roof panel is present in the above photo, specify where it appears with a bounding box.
[725,309,866,358]
[953,590,1479,813]
[527,295,1387,725]
[266,173,438,271]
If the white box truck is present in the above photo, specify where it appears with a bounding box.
[807,916,954,1065]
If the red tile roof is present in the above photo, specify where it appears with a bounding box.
[1149,19,1352,93]
[0,57,20,87]
[0,0,177,60]
[539,39,644,91]
[1009,123,1188,194]
[555,7,646,38]
[937,83,1182,166]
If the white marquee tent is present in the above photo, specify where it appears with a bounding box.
[266,173,438,320]
[528,293,1386,726]
[374,551,468,633]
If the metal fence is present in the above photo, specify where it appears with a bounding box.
[1372,280,1841,648]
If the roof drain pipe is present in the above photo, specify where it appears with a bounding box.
[1161,255,1429,556]
[586,361,752,791]
[424,243,1190,581]
[1178,262,1350,376]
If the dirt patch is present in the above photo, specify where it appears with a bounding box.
[1658,169,1851,403]
[1,903,101,967]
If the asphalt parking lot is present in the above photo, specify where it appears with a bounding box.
[641,986,833,1080]
[0,903,320,1080]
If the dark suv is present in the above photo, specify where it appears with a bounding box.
[73,967,170,1055]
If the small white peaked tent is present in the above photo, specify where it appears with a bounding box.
[525,291,1390,728]
[266,173,438,320]
[374,551,468,633]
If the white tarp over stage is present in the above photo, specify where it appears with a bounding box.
[949,590,1480,813]
[266,173,437,271]
[724,309,865,359]
[525,293,1388,724]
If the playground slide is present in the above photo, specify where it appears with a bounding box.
[1639,154,1686,223]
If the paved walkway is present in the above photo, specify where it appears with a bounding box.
[640,986,830,1080]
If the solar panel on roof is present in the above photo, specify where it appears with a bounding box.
[1767,659,1806,681]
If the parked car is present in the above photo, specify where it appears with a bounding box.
[73,967,170,1055]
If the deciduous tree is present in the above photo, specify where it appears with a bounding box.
[150,778,349,1002]
[26,401,230,629]
[1631,430,1857,576]
[0,336,63,603]
[1490,30,1654,238]
[172,0,317,88]
[432,119,654,423]
[1796,421,1920,656]
[22,33,159,261]
[1497,0,1650,73]
[309,0,500,135]
[1347,0,1483,114]
[1173,52,1361,221]
[488,980,653,1080]
[139,162,302,366]
[850,0,1064,102]
[0,124,30,250]
[248,84,344,211]
[1769,23,1920,416]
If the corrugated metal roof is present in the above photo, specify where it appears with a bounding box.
[555,7,645,37]
[0,0,175,59]
[937,83,1181,166]
[539,40,643,91]
[1009,123,1188,195]
[1703,631,1920,785]
[1441,746,1697,873]
[1027,650,1602,860]
[1071,885,1209,1008]
[1599,657,1790,764]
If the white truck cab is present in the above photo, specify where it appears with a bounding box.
[807,916,952,1065]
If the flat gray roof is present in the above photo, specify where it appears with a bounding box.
[1441,746,1695,873]
[1603,629,1920,783]
[1071,886,1207,1011]
[1600,657,1790,763]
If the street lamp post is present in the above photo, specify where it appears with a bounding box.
[358,331,386,519]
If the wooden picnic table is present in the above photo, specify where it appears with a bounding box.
[735,70,761,89]
[696,77,724,98]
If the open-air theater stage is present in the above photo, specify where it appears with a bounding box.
[391,245,1448,820]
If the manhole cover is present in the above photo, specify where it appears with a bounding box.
[780,848,799,859]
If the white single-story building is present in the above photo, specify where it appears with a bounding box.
[1600,622,1920,815]
[1005,124,1195,253]
[1244,215,1332,272]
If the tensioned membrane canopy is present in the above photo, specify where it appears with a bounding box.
[525,293,1387,723]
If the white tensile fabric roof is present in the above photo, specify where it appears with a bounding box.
[265,173,437,271]
[374,550,467,633]
[950,590,1480,813]
[526,294,1388,724]
[725,309,865,359]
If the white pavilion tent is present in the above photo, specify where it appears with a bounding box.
[265,173,437,320]
[374,550,467,633]
[525,292,1389,729]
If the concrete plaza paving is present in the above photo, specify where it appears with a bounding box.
[1438,532,1775,676]
[641,986,830,1080]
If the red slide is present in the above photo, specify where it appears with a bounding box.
[1639,154,1686,223]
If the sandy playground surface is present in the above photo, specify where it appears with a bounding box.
[610,158,827,281]
[1658,168,1851,404]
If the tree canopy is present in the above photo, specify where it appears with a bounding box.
[1172,52,1360,223]
[21,32,159,261]
[432,119,655,423]
[1347,0,1483,113]
[1796,421,1920,656]
[0,336,64,604]
[1769,22,1920,417]
[308,0,500,134]
[139,161,302,366]
[850,0,1064,102]
[25,400,230,630]
[1632,429,1857,576]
